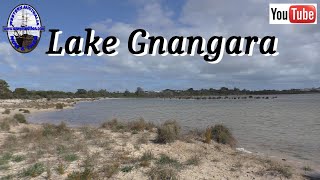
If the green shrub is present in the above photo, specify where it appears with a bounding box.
[21,163,45,177]
[55,103,64,109]
[156,154,181,168]
[64,154,79,162]
[155,121,180,144]
[13,114,27,124]
[211,124,236,147]
[2,109,10,114]
[121,166,134,173]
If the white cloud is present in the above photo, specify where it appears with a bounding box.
[87,0,320,89]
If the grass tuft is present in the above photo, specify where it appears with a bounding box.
[21,163,45,177]
[148,165,178,180]
[156,154,182,169]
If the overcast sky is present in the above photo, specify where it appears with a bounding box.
[0,0,319,91]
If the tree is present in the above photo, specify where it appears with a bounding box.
[14,88,28,97]
[0,79,12,98]
[135,87,144,96]
[124,89,130,97]
[76,89,87,95]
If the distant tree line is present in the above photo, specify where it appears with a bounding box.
[0,79,319,99]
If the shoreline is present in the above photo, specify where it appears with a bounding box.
[0,98,316,179]
[10,98,320,170]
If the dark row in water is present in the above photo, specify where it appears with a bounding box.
[166,96,278,100]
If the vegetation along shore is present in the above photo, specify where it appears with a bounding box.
[0,99,313,180]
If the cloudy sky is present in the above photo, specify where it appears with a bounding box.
[0,0,319,91]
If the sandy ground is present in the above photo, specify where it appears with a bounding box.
[0,98,312,179]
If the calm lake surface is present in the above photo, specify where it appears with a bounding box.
[29,94,320,166]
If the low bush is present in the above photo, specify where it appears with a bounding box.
[13,114,27,124]
[266,163,292,178]
[101,118,155,132]
[211,124,236,147]
[55,103,64,109]
[42,122,70,137]
[128,118,155,131]
[148,165,178,180]
[2,109,10,114]
[155,121,180,144]
[100,118,124,131]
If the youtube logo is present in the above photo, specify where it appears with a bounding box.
[269,3,317,24]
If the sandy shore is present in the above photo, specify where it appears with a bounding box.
[0,98,312,179]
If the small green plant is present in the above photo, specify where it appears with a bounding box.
[140,151,154,162]
[211,124,236,147]
[156,154,181,169]
[155,120,180,144]
[13,114,27,124]
[2,109,10,114]
[121,166,134,173]
[21,163,45,177]
[55,103,64,109]
[148,165,178,180]
[185,155,200,166]
[12,155,26,162]
[64,154,79,162]
[302,165,312,172]
[139,151,154,167]
[56,162,66,175]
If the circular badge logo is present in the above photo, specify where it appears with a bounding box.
[3,4,45,53]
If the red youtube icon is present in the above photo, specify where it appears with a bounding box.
[289,5,317,23]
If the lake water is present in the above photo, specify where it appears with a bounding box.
[29,94,320,167]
